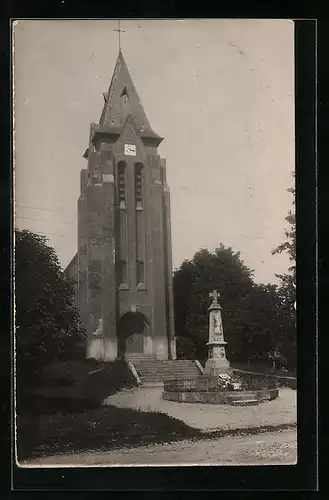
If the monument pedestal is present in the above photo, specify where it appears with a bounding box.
[204,358,231,376]
[204,340,231,376]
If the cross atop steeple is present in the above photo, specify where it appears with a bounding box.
[113,20,126,52]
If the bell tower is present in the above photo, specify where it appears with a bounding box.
[72,50,176,361]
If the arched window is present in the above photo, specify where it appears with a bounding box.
[135,163,143,210]
[118,161,126,209]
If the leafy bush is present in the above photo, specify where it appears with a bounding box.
[15,229,86,412]
[83,360,138,404]
[42,359,99,388]
[238,375,278,390]
[17,394,100,416]
[274,376,297,390]
[232,369,296,389]
[18,359,138,416]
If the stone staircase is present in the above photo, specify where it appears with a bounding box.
[230,398,259,406]
[127,357,203,386]
[229,392,260,406]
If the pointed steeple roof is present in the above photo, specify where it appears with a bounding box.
[99,51,160,140]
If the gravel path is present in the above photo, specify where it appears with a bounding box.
[21,429,297,467]
[103,387,297,432]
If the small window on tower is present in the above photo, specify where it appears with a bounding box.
[121,86,128,98]
[136,260,144,285]
[89,260,101,289]
[118,260,127,285]
[135,163,143,210]
[121,87,129,119]
[118,161,126,209]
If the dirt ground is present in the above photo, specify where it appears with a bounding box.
[21,428,297,467]
[103,387,297,432]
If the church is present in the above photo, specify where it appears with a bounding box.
[66,49,176,362]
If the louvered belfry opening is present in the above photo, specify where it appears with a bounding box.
[118,161,126,209]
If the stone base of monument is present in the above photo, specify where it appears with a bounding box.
[203,357,232,377]
[203,339,232,377]
[162,377,279,406]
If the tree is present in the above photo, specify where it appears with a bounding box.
[173,245,255,362]
[271,173,296,369]
[173,245,292,367]
[235,283,288,369]
[272,173,296,304]
[15,229,85,389]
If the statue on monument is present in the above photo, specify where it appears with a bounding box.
[213,315,221,333]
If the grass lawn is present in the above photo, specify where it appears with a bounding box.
[16,404,203,461]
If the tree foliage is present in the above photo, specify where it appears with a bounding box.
[173,245,290,366]
[271,173,296,368]
[272,176,296,303]
[15,229,85,387]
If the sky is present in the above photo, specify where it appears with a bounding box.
[13,19,295,284]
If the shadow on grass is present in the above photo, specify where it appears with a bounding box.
[16,404,203,461]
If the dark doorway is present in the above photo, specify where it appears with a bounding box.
[117,312,149,359]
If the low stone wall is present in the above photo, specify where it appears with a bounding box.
[164,377,219,392]
[232,369,297,390]
[162,388,279,405]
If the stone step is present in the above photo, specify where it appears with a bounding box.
[133,362,199,368]
[135,366,201,378]
[125,353,157,357]
[132,359,201,384]
[140,372,197,376]
[136,367,199,372]
[142,382,164,387]
[125,357,157,362]
[140,376,198,379]
[228,393,257,401]
[138,371,200,377]
[131,359,196,363]
[137,370,200,377]
[133,363,198,369]
[231,399,259,406]
[138,371,199,376]
[134,362,196,365]
[135,362,199,366]
[136,368,197,371]
[139,374,199,381]
[140,377,166,383]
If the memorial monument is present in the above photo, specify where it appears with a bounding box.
[163,290,279,405]
[203,290,231,376]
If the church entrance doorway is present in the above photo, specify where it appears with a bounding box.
[117,312,149,359]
